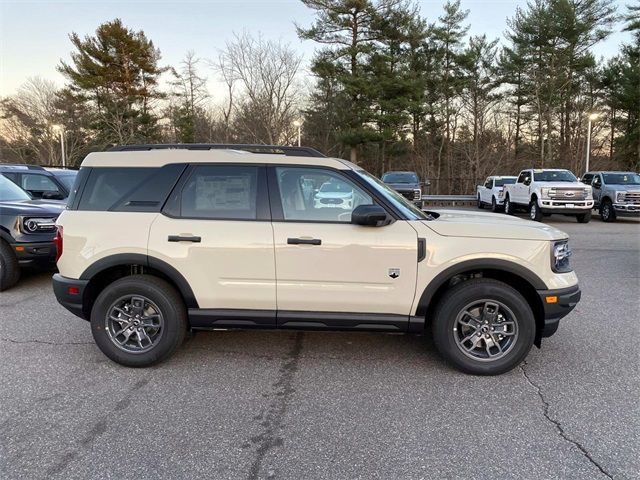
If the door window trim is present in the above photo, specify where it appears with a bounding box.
[266,165,397,224]
[161,163,271,221]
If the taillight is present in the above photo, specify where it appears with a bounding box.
[54,226,63,262]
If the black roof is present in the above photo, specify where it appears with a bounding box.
[109,144,326,158]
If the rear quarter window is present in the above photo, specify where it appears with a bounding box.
[78,168,156,211]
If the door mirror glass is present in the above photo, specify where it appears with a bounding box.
[351,204,389,226]
[523,177,532,186]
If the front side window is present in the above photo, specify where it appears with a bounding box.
[517,171,529,183]
[276,167,372,222]
[180,165,258,220]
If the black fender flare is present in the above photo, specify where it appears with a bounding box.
[415,258,547,318]
[79,253,198,308]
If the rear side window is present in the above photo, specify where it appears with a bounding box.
[180,165,259,220]
[78,168,155,211]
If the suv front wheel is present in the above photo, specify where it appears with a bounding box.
[91,275,187,367]
[432,278,535,375]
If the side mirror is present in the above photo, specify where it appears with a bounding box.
[524,178,531,186]
[351,204,389,227]
[422,180,431,187]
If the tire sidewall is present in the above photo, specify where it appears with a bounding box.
[504,197,511,215]
[91,276,187,367]
[432,280,536,375]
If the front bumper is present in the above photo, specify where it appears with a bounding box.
[52,273,89,319]
[613,203,640,216]
[539,199,593,212]
[537,284,581,338]
[11,241,56,265]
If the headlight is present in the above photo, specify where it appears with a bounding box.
[551,240,572,273]
[616,191,626,203]
[541,187,551,198]
[413,188,421,200]
[584,186,593,199]
[20,217,57,234]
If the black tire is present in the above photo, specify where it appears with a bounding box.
[477,195,484,209]
[431,278,535,375]
[0,240,20,291]
[529,201,543,221]
[576,210,592,223]
[599,200,616,222]
[90,275,187,367]
[504,196,513,215]
[491,196,499,212]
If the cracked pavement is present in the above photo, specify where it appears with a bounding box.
[0,215,638,479]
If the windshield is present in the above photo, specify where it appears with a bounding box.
[381,172,419,184]
[533,170,577,182]
[495,178,516,187]
[602,173,640,185]
[55,173,77,190]
[0,175,31,201]
[356,170,428,220]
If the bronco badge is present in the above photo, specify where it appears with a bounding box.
[388,268,400,279]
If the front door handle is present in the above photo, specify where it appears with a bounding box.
[168,235,201,243]
[287,237,321,246]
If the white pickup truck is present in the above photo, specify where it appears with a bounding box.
[504,169,594,223]
[476,176,517,211]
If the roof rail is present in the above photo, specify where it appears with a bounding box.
[0,164,46,170]
[108,144,326,158]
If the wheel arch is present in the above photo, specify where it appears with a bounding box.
[415,259,546,346]
[79,254,198,320]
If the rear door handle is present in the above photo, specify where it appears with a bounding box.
[168,235,201,243]
[287,238,321,246]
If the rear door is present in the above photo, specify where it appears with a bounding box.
[268,165,418,329]
[148,164,277,327]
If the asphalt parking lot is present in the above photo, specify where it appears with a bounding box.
[1,213,638,480]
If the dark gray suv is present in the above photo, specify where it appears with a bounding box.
[381,171,425,209]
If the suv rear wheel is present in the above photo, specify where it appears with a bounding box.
[90,275,187,367]
[431,278,535,375]
[0,240,20,291]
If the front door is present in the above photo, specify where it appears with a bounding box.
[268,166,419,329]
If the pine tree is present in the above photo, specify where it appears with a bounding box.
[58,19,167,146]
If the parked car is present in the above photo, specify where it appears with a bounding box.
[581,171,640,222]
[0,175,65,290]
[381,171,425,209]
[53,144,580,375]
[0,164,77,201]
[503,169,593,223]
[477,176,517,212]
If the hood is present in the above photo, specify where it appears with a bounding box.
[0,199,66,216]
[386,183,419,190]
[316,191,353,198]
[537,181,588,189]
[424,209,568,241]
[606,184,640,192]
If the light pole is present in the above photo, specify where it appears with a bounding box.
[52,124,66,168]
[293,120,302,147]
[585,113,598,174]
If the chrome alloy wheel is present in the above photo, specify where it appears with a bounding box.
[105,295,164,353]
[453,300,519,361]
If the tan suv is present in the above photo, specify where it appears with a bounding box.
[52,144,581,375]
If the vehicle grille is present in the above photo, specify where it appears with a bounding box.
[625,191,640,204]
[550,188,587,200]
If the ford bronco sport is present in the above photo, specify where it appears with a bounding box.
[52,144,581,375]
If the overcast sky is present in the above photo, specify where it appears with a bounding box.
[0,0,633,96]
